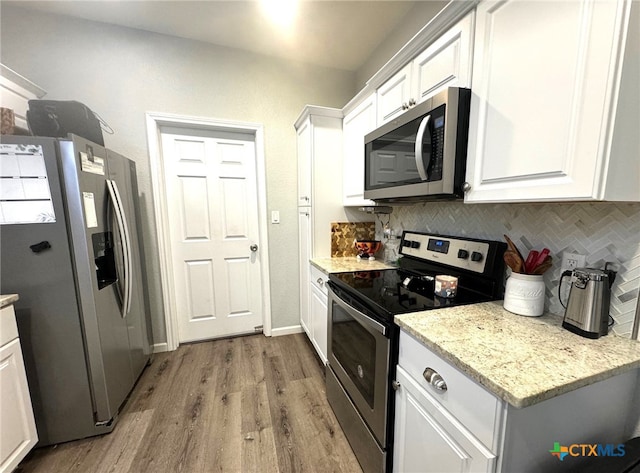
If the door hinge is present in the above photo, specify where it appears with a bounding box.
[254,325,263,332]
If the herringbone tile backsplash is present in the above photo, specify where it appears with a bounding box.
[378,202,640,339]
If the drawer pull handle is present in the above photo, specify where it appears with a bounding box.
[392,380,401,391]
[423,367,447,392]
[317,278,324,286]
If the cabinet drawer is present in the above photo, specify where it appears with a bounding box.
[398,329,502,450]
[0,305,18,346]
[310,265,329,296]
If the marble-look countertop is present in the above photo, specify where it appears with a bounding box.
[310,257,396,274]
[396,301,640,408]
[0,294,19,309]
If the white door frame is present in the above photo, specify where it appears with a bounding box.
[146,111,272,351]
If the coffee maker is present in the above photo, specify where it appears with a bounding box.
[559,266,616,339]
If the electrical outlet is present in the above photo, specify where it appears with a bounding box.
[561,252,586,272]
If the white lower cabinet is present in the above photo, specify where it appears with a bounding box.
[309,265,329,364]
[0,303,38,473]
[394,329,639,473]
[394,330,497,473]
[393,366,496,473]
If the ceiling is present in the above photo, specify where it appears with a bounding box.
[7,1,420,71]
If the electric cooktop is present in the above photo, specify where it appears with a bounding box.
[328,231,508,321]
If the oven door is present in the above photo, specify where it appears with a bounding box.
[327,285,391,447]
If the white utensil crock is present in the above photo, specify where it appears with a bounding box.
[503,272,545,316]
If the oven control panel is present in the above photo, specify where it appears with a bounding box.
[400,232,491,274]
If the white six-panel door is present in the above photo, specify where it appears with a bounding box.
[161,127,263,342]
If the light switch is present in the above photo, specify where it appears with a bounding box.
[271,210,280,224]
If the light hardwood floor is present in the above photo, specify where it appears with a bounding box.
[17,333,363,473]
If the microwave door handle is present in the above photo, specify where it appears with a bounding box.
[414,115,431,181]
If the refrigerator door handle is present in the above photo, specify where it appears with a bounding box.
[106,179,133,317]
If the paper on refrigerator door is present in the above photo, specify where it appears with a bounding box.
[80,152,105,175]
[0,143,56,224]
[82,192,98,228]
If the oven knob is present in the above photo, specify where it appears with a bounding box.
[410,241,420,249]
[457,249,469,259]
[471,251,483,262]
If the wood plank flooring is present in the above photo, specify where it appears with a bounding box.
[17,334,363,473]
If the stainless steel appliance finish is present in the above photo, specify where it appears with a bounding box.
[363,87,471,202]
[0,135,152,446]
[561,267,616,339]
[327,231,506,473]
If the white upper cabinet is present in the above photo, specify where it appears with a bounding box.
[411,12,474,104]
[376,63,413,125]
[343,93,377,207]
[376,12,475,126]
[465,0,639,203]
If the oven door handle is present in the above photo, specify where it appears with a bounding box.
[329,286,387,336]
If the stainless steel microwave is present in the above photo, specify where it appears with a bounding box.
[363,87,471,202]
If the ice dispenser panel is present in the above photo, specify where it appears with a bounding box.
[92,232,116,289]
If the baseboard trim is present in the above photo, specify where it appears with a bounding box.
[152,342,170,353]
[270,325,304,337]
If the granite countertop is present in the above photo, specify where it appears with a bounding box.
[395,301,640,409]
[310,257,396,274]
[0,294,19,309]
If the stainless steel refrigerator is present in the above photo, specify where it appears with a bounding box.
[0,134,152,446]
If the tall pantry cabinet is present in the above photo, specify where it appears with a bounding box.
[295,106,345,363]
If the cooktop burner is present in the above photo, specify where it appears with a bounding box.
[328,231,507,322]
[331,268,492,316]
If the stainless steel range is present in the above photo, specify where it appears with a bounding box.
[326,231,507,473]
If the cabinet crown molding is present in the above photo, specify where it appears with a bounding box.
[1,63,46,98]
[294,105,343,130]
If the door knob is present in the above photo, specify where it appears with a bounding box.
[250,244,258,252]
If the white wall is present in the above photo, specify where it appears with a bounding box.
[0,5,357,343]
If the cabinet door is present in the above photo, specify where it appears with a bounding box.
[310,283,328,364]
[393,366,495,473]
[377,63,412,125]
[297,117,312,206]
[298,208,312,336]
[412,12,474,104]
[465,0,625,202]
[343,94,377,207]
[0,338,38,472]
